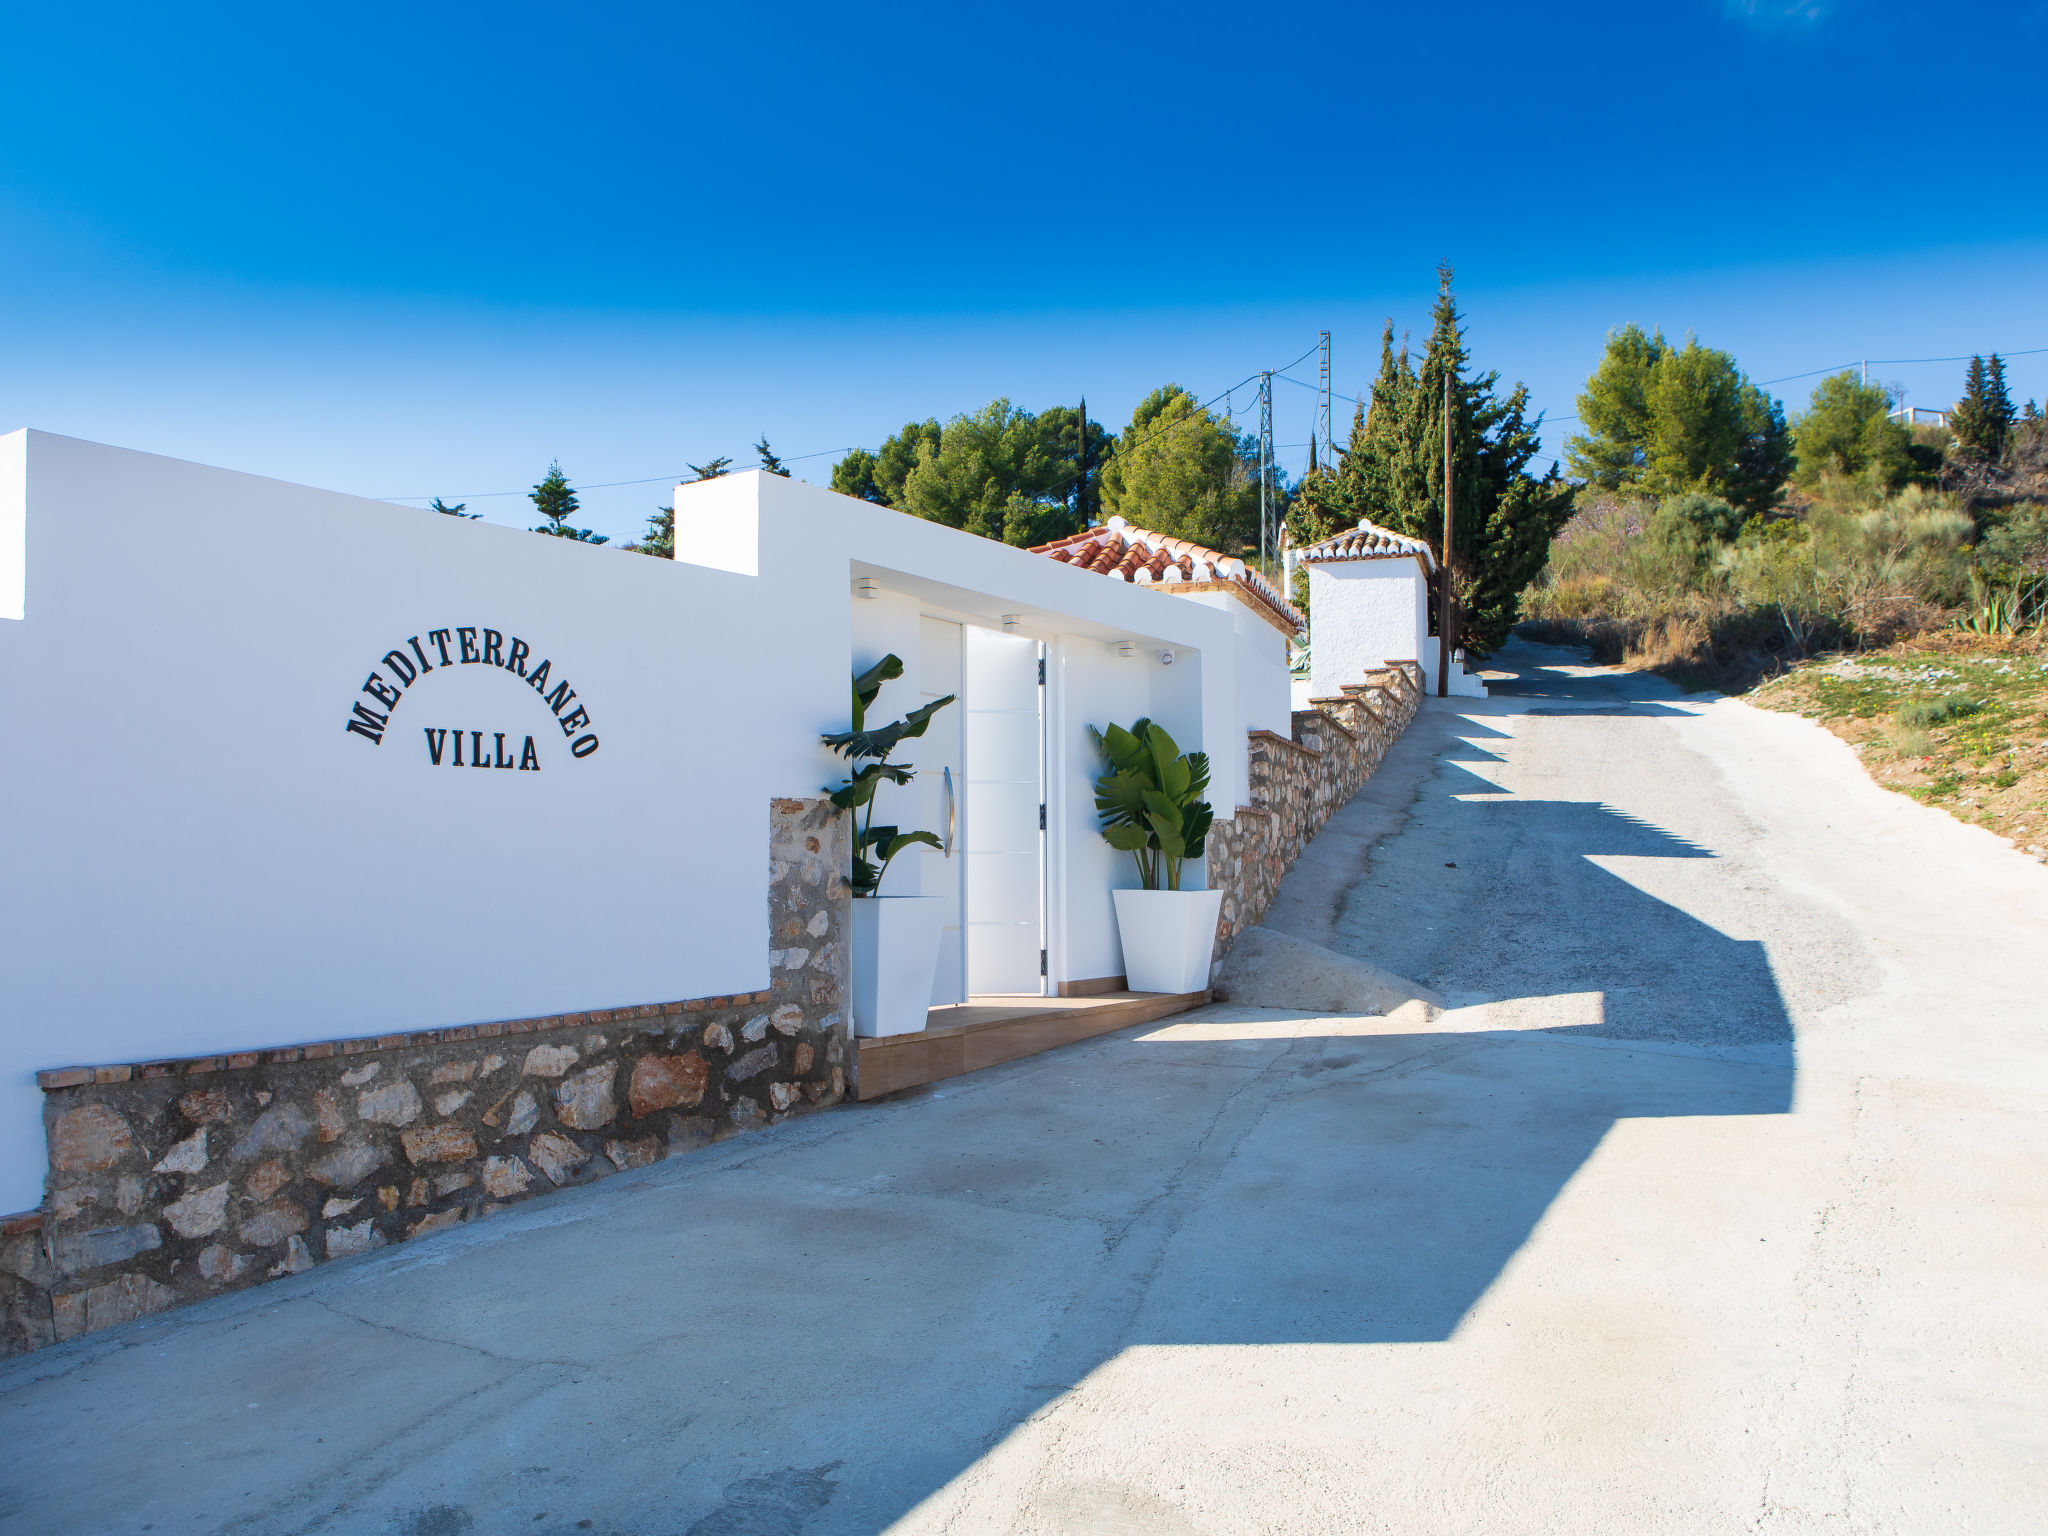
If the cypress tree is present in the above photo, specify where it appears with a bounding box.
[1951,353,2017,460]
[1323,269,1572,656]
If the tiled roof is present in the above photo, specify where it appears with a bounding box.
[1296,519,1437,571]
[1030,516,1304,635]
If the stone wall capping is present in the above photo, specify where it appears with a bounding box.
[1295,708,1358,743]
[1,1210,43,1236]
[35,988,825,1092]
[1248,729,1322,757]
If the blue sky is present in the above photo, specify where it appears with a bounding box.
[3,0,2043,543]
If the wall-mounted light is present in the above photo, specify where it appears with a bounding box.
[855,578,879,600]
[1117,641,1135,657]
[1001,614,1022,631]
[1159,649,1176,666]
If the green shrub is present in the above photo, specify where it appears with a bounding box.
[1896,696,1984,729]
[1891,725,1936,758]
[1658,492,1746,545]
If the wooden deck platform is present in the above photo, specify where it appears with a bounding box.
[853,989,1212,1100]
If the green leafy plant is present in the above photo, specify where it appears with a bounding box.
[1088,719,1213,891]
[1957,570,2045,636]
[823,655,955,897]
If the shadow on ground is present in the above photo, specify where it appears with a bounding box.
[0,644,1801,1536]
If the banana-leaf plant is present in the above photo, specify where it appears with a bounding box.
[1087,718,1213,891]
[823,654,956,897]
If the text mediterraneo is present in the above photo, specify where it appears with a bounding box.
[344,627,598,768]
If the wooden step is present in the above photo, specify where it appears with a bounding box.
[853,989,1212,1100]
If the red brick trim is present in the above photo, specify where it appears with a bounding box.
[34,989,779,1092]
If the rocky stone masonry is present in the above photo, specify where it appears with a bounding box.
[1,797,849,1357]
[1206,662,1424,969]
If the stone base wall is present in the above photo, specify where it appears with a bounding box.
[1,797,849,1357]
[1207,662,1423,966]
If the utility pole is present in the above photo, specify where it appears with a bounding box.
[1438,368,1455,699]
[1316,331,1333,474]
[1077,396,1089,527]
[1258,371,1275,581]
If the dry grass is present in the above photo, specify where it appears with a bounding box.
[1747,633,2048,859]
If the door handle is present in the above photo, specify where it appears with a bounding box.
[942,765,956,857]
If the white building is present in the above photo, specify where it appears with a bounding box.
[1298,518,1487,699]
[0,431,1308,1213]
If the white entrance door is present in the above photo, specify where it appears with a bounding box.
[964,626,1044,996]
[917,617,967,1007]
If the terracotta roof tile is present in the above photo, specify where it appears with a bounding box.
[1296,519,1437,571]
[1029,517,1304,635]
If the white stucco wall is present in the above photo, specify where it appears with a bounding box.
[0,431,773,1211]
[1306,558,1429,699]
[1178,587,1293,744]
[0,443,1296,1209]
[676,475,1275,991]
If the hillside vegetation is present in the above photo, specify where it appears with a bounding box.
[1520,340,2048,850]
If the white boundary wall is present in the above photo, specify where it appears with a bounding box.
[1306,557,1429,697]
[0,433,1292,1210]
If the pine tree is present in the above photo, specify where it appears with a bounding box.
[1567,325,1665,490]
[865,420,943,507]
[627,505,673,558]
[1098,386,1267,557]
[1791,373,1911,489]
[1951,354,2017,461]
[1566,325,1788,514]
[831,448,885,502]
[529,462,608,544]
[1325,268,1571,656]
[688,457,734,482]
[754,438,791,476]
[429,497,477,519]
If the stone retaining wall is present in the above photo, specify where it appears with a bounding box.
[1,797,850,1357]
[1207,661,1424,965]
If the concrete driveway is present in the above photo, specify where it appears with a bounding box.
[5,641,2044,1534]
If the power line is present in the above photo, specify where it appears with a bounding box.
[371,444,852,505]
[1757,345,2048,388]
[385,334,2033,511]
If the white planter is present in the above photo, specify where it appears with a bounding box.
[849,896,946,1037]
[1112,888,1225,995]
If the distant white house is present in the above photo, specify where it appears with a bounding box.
[1297,518,1486,699]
